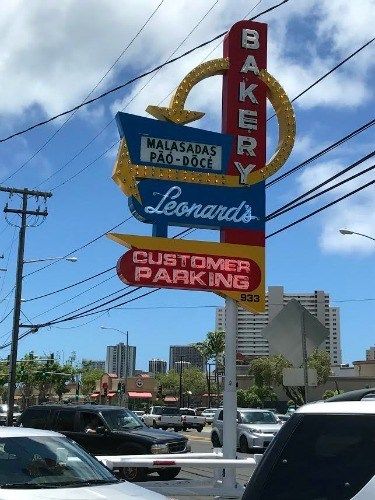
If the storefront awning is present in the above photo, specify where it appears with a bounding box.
[164,396,178,402]
[90,392,100,398]
[107,391,117,398]
[128,391,152,399]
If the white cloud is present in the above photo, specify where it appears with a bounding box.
[0,0,373,123]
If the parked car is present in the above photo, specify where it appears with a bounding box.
[0,426,165,498]
[211,408,282,453]
[242,388,375,500]
[18,404,189,482]
[201,408,218,424]
[133,410,145,421]
[275,413,289,423]
[179,408,206,432]
[143,406,183,431]
[0,404,21,425]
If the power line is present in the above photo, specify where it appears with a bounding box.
[267,152,375,220]
[46,0,221,191]
[266,177,375,238]
[0,0,166,184]
[266,117,375,188]
[50,39,375,192]
[23,265,115,302]
[23,216,132,279]
[0,0,290,145]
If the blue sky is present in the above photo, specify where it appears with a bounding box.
[0,0,374,370]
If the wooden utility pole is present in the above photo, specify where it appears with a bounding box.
[0,186,52,425]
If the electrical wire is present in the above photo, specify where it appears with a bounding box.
[46,0,221,191]
[23,265,115,302]
[266,117,375,188]
[0,0,290,145]
[267,152,375,220]
[266,177,375,239]
[0,0,166,184]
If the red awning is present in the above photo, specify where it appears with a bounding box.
[164,396,178,402]
[128,392,152,399]
[90,392,100,398]
[107,391,117,398]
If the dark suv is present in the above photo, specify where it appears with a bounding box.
[18,404,189,481]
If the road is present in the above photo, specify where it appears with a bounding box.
[143,425,254,499]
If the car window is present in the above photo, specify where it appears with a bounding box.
[217,410,223,421]
[180,409,195,416]
[152,407,162,415]
[20,408,49,429]
[77,412,105,432]
[256,414,375,500]
[54,410,76,432]
[0,435,117,488]
[240,411,277,424]
[103,410,143,431]
[162,407,180,415]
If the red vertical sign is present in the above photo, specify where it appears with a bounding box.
[221,21,267,247]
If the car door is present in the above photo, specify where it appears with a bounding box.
[74,410,113,455]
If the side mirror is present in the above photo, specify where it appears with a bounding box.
[96,426,107,435]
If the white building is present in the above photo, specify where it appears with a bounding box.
[366,346,375,361]
[105,343,136,378]
[216,286,342,365]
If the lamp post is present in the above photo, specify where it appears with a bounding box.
[339,229,375,242]
[6,254,78,426]
[101,326,129,408]
[178,356,185,408]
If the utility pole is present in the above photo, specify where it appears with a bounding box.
[1,186,52,425]
[124,331,129,408]
[178,355,185,408]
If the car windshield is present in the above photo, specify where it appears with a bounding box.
[241,411,278,424]
[103,409,144,430]
[0,435,117,489]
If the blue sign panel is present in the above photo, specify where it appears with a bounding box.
[129,179,265,231]
[116,112,233,175]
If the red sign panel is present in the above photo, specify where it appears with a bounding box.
[221,20,267,247]
[117,249,261,293]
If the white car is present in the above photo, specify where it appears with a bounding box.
[0,404,21,425]
[242,388,375,499]
[0,426,165,499]
[201,408,218,424]
[211,408,282,453]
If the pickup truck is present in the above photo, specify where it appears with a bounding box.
[180,408,206,432]
[143,406,183,431]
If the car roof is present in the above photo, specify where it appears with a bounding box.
[296,401,375,414]
[0,426,63,438]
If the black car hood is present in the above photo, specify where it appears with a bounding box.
[113,426,186,443]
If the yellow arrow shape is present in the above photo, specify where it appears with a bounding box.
[146,58,229,125]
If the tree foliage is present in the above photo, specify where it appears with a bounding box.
[80,367,104,396]
[249,350,331,406]
[156,367,207,401]
[194,330,225,403]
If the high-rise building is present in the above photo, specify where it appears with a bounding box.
[105,343,136,377]
[169,345,205,371]
[149,358,167,375]
[216,286,342,365]
[366,346,375,361]
[174,360,191,372]
[82,359,105,371]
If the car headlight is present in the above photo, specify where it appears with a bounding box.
[249,428,261,433]
[151,443,169,454]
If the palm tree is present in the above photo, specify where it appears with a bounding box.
[195,330,225,405]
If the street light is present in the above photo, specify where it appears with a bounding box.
[23,256,78,263]
[101,326,129,407]
[339,229,375,242]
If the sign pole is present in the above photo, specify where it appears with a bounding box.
[222,297,238,494]
[220,20,267,495]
